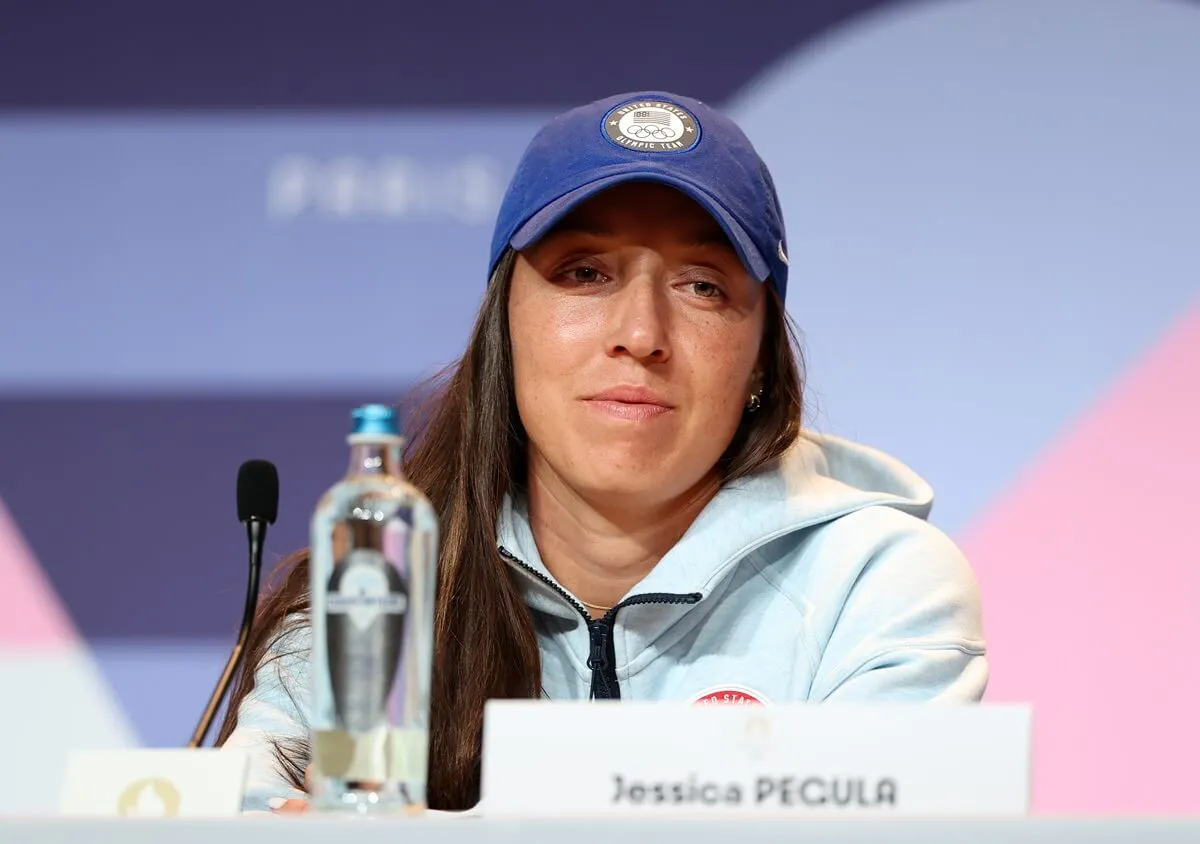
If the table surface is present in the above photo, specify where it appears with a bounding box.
[2,816,1200,844]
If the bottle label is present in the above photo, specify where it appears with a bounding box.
[327,553,409,629]
[325,548,409,734]
[313,726,429,786]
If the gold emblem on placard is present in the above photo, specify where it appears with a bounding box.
[116,777,181,817]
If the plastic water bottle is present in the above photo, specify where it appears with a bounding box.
[308,404,439,814]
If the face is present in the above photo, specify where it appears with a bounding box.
[508,181,767,510]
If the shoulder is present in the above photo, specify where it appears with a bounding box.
[809,503,976,589]
[754,504,984,653]
[744,506,987,701]
[257,615,313,687]
[748,430,975,596]
[224,615,313,811]
[233,614,314,732]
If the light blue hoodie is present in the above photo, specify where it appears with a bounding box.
[225,431,987,811]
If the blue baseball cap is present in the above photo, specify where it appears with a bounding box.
[489,90,791,301]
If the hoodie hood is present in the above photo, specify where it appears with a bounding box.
[496,431,935,621]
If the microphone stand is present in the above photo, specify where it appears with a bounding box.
[187,518,266,748]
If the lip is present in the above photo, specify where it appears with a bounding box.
[583,386,675,421]
[586,386,674,406]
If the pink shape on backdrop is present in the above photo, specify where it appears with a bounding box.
[960,302,1200,814]
[0,497,77,646]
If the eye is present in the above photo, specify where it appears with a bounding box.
[569,266,607,284]
[555,262,610,285]
[685,279,726,299]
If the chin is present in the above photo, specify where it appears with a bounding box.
[571,457,699,509]
[534,435,717,507]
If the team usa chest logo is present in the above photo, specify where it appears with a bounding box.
[603,100,701,153]
[691,685,769,706]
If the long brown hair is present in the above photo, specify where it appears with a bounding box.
[214,248,805,809]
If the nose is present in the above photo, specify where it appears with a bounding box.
[603,266,671,364]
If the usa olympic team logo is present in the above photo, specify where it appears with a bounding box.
[603,100,700,153]
[691,685,769,706]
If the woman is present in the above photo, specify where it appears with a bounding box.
[219,90,987,813]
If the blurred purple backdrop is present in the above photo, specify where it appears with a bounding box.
[1,0,1198,816]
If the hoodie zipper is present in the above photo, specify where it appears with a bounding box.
[498,546,700,700]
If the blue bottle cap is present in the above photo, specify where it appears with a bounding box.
[351,404,401,437]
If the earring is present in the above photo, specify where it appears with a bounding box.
[746,389,763,413]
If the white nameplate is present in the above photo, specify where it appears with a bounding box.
[60,748,250,818]
[480,701,1031,817]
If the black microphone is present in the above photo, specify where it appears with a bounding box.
[187,459,280,748]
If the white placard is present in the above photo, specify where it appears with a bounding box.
[59,748,249,817]
[480,701,1031,817]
